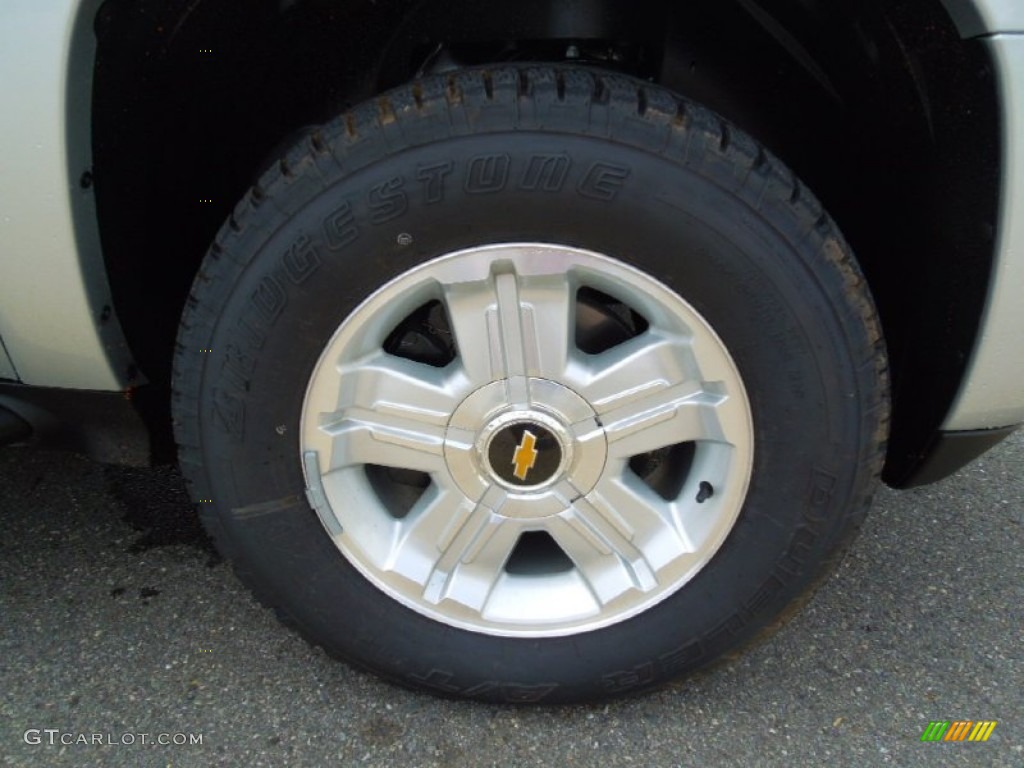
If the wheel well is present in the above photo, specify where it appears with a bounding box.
[91,0,1000,484]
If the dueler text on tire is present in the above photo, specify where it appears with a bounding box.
[172,66,889,703]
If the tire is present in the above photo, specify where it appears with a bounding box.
[172,66,888,703]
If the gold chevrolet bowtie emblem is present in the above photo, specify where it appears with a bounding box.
[511,430,539,481]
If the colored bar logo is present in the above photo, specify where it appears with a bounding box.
[920,721,997,742]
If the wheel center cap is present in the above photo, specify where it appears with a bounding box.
[487,422,562,487]
[443,378,607,502]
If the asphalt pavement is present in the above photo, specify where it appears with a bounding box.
[1,433,1021,767]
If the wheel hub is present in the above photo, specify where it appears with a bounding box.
[444,378,605,509]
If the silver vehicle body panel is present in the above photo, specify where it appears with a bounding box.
[941,0,1024,37]
[943,34,1024,430]
[0,339,17,380]
[0,0,134,390]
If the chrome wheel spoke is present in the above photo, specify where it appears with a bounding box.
[588,474,695,566]
[383,485,471,581]
[320,413,446,473]
[517,274,574,381]
[602,383,728,459]
[577,332,697,404]
[547,504,659,604]
[441,279,502,388]
[575,332,729,458]
[312,353,462,473]
[442,268,573,391]
[334,352,467,421]
[420,499,521,611]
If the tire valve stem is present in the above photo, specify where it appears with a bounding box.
[696,481,714,504]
